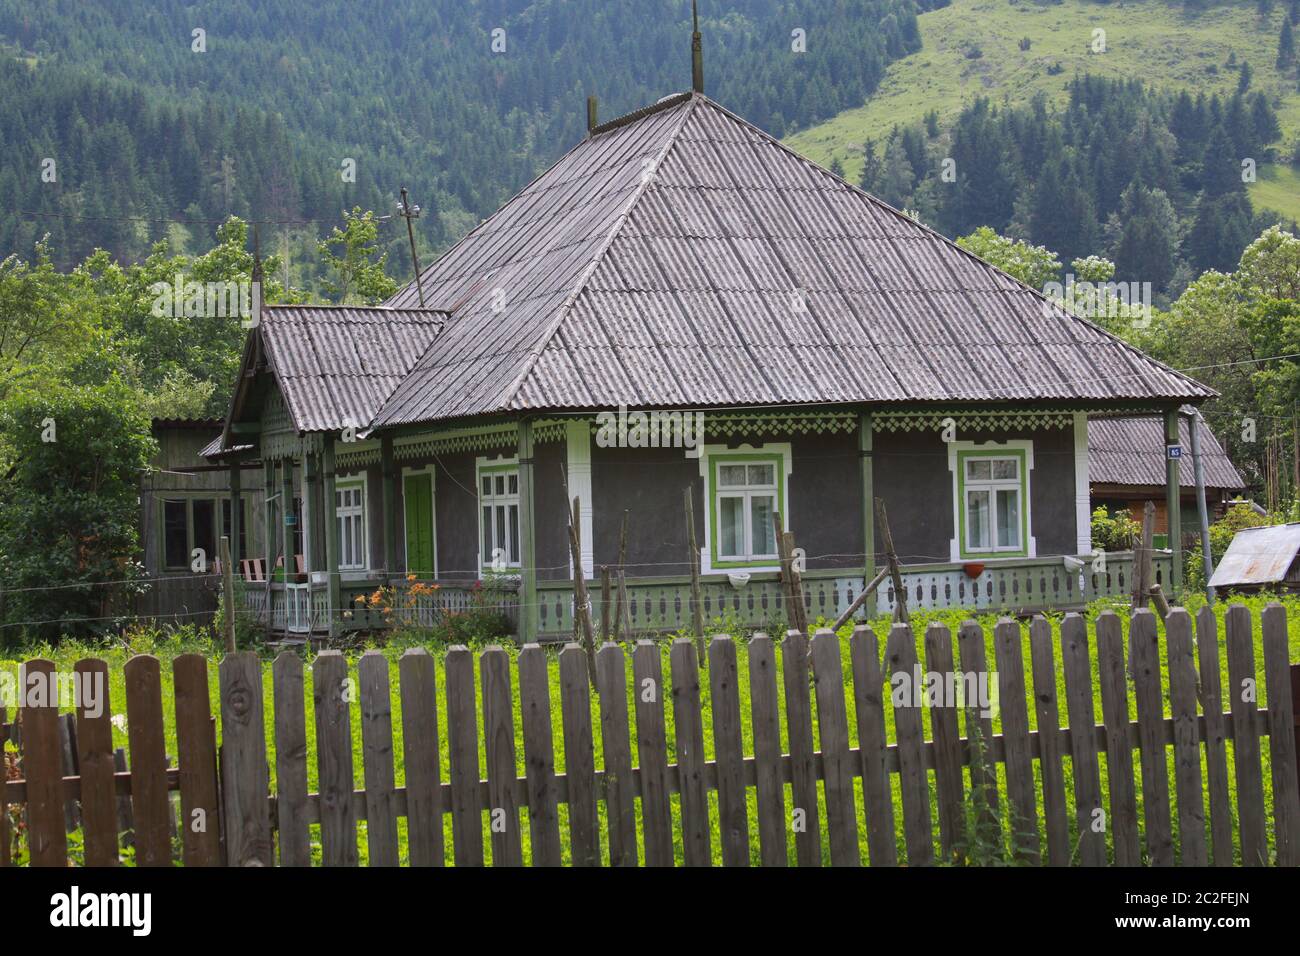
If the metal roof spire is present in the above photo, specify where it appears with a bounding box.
[691,0,704,94]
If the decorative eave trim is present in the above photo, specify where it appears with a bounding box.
[873,409,1081,433]
[390,419,566,461]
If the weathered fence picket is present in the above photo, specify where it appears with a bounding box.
[399,647,443,867]
[271,652,310,867]
[747,634,786,867]
[74,658,119,867]
[782,629,821,867]
[517,645,560,867]
[1225,605,1268,866]
[124,655,170,867]
[313,650,358,867]
[1058,614,1106,867]
[1194,607,1235,867]
[173,654,222,868]
[4,604,1300,868]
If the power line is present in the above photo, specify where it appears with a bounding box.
[14,209,394,227]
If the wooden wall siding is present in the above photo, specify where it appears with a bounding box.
[5,605,1298,867]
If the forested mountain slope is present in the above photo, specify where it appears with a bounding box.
[787,0,1300,211]
[0,0,939,273]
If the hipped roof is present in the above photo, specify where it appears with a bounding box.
[374,92,1211,427]
[216,91,1214,451]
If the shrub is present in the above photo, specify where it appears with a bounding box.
[0,381,155,645]
[1090,505,1141,552]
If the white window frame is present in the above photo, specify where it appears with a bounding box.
[947,440,1036,562]
[335,473,369,572]
[476,456,521,571]
[698,442,793,575]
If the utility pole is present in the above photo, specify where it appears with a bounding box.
[397,186,426,307]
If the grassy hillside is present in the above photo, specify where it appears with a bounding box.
[786,0,1300,197]
[1248,159,1300,220]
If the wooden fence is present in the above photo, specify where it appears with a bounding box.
[3,604,1299,866]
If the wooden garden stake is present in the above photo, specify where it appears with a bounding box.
[600,566,612,644]
[565,494,598,689]
[773,511,808,635]
[685,486,705,662]
[612,511,629,642]
[220,535,237,654]
[875,499,909,624]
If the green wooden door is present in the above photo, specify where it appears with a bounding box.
[404,472,435,577]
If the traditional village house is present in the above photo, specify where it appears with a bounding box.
[202,61,1216,640]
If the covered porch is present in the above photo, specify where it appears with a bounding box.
[214,402,1187,643]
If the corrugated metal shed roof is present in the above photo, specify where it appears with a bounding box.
[1208,524,1300,587]
[373,92,1213,428]
[1088,414,1245,490]
[258,305,447,433]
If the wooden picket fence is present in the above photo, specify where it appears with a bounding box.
[3,604,1299,867]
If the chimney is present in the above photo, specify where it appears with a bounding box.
[587,95,599,134]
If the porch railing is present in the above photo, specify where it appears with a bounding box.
[238,551,1171,638]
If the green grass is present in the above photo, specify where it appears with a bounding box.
[1249,162,1300,222]
[4,593,1299,866]
[784,0,1300,217]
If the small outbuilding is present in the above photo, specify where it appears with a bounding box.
[1089,412,1245,547]
[1207,523,1300,595]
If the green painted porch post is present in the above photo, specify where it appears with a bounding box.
[263,459,276,597]
[282,457,296,578]
[859,410,875,585]
[303,453,319,573]
[518,419,537,643]
[322,443,340,638]
[228,461,242,566]
[381,433,398,580]
[1165,407,1183,597]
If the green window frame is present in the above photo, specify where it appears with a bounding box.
[956,448,1029,559]
[707,451,785,569]
[477,461,520,570]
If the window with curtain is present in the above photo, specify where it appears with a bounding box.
[961,454,1025,555]
[713,457,779,564]
[479,468,520,569]
[336,482,367,570]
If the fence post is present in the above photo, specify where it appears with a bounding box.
[218,651,273,866]
[19,659,66,867]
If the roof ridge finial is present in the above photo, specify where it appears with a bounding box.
[691,0,704,95]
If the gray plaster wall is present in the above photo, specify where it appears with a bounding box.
[589,428,864,575]
[873,423,1078,563]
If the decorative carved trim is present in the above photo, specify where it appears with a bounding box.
[873,410,1075,433]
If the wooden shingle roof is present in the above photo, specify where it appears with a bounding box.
[372,91,1212,428]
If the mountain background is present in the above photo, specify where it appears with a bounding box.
[0,0,936,283]
[0,0,1296,300]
